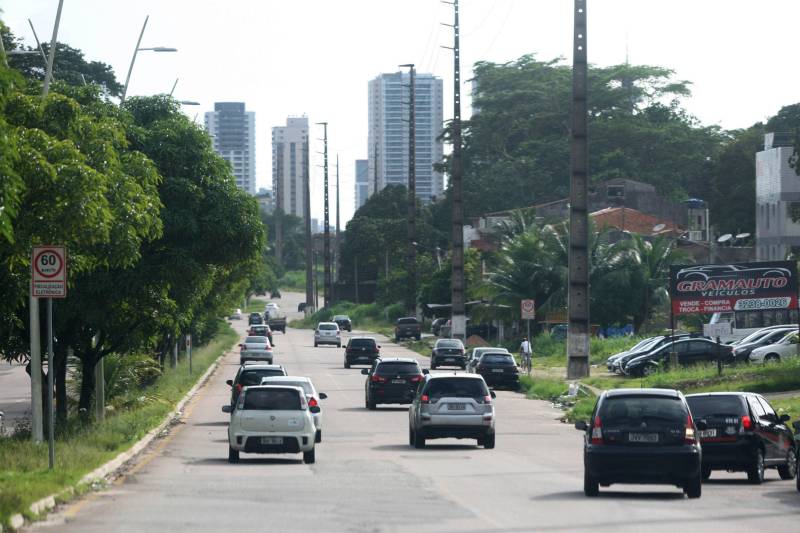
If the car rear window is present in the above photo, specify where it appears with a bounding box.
[397,318,418,325]
[263,380,313,395]
[242,388,301,410]
[686,395,747,418]
[424,378,488,399]
[245,336,268,344]
[333,315,349,320]
[437,340,462,348]
[349,339,376,348]
[319,323,338,330]
[599,395,687,423]
[239,369,285,386]
[376,362,421,375]
[481,354,515,365]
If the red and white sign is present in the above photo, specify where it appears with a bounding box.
[31,245,67,298]
[521,299,536,320]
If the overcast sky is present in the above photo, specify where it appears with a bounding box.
[3,0,799,225]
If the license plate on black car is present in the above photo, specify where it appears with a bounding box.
[628,433,658,443]
[492,369,504,373]
[391,379,405,384]
[698,429,717,439]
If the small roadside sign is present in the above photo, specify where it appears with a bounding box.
[521,299,535,320]
[185,334,192,349]
[31,246,67,298]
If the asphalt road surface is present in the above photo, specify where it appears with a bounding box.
[31,292,800,532]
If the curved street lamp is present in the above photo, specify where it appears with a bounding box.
[120,15,177,103]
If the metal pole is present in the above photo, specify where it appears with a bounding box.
[401,64,417,316]
[121,15,149,103]
[335,154,341,286]
[94,356,104,421]
[41,0,64,98]
[304,135,314,313]
[28,19,50,68]
[169,77,178,96]
[567,0,590,379]
[47,298,55,469]
[317,122,332,308]
[188,334,192,374]
[29,296,43,442]
[172,340,178,368]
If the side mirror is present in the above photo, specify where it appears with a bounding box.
[309,405,321,414]
[360,369,369,375]
[221,405,232,413]
[319,392,328,400]
[238,343,243,348]
[574,421,588,431]
[226,379,233,387]
[489,390,497,399]
[695,420,708,431]
[779,413,791,423]
[377,345,382,349]
[422,369,430,375]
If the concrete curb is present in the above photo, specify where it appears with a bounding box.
[6,343,236,532]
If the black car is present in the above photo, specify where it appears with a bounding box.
[431,339,466,369]
[361,358,425,409]
[333,314,352,332]
[624,338,732,377]
[686,392,797,483]
[473,352,519,389]
[731,327,796,364]
[248,312,264,325]
[225,364,287,405]
[575,388,704,498]
[344,337,380,368]
[614,333,695,373]
[248,324,274,346]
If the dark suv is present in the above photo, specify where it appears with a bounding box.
[333,314,352,332]
[395,317,421,342]
[361,358,425,409]
[473,352,519,389]
[225,364,287,405]
[575,388,704,498]
[344,337,380,368]
[431,339,466,369]
[686,392,797,483]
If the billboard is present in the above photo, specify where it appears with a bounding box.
[669,261,798,315]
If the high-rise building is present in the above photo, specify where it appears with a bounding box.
[204,102,255,195]
[272,116,309,220]
[368,72,444,203]
[756,132,800,260]
[355,159,369,210]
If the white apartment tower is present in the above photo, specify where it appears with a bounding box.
[756,132,800,260]
[272,116,309,220]
[204,102,256,194]
[368,72,444,203]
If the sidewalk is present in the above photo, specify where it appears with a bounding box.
[0,361,31,435]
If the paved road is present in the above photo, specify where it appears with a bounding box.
[0,361,31,435]
[31,292,800,532]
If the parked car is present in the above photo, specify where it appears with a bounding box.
[229,308,242,320]
[686,392,797,483]
[239,335,273,364]
[613,334,695,373]
[332,314,352,332]
[261,376,328,443]
[226,364,288,405]
[314,322,341,347]
[731,326,796,363]
[431,317,448,336]
[223,385,318,464]
[605,337,658,372]
[344,336,380,368]
[575,388,703,498]
[749,331,799,364]
[408,374,496,449]
[395,317,421,342]
[624,338,732,377]
[248,312,264,325]
[466,347,510,372]
[248,324,274,346]
[472,352,520,389]
[430,338,466,369]
[362,358,425,409]
[550,324,568,341]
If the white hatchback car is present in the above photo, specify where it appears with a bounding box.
[261,376,327,442]
[223,385,318,464]
[314,322,341,347]
[749,331,799,364]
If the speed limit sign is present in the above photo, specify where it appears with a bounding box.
[521,299,535,320]
[32,245,67,298]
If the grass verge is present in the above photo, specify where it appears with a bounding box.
[0,321,238,528]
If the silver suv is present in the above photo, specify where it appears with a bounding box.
[408,374,496,449]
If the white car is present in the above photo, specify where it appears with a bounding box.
[749,331,799,364]
[261,376,327,442]
[229,308,242,320]
[314,322,341,347]
[223,385,318,464]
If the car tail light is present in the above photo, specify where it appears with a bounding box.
[483,395,492,404]
[371,375,386,383]
[411,374,424,383]
[741,415,753,431]
[308,397,319,408]
[684,414,697,444]
[421,394,430,403]
[590,416,603,445]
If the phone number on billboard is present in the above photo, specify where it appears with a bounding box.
[733,297,792,310]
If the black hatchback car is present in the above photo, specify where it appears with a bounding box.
[361,358,426,409]
[686,392,797,483]
[344,337,380,368]
[624,338,733,377]
[431,339,466,369]
[333,314,352,332]
[575,388,704,498]
[473,352,519,389]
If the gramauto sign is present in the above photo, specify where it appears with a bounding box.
[669,261,797,315]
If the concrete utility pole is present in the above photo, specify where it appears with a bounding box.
[335,154,341,286]
[317,122,332,308]
[567,0,590,379]
[400,63,417,316]
[444,0,466,340]
[304,135,314,313]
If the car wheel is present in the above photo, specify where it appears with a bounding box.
[303,447,316,464]
[395,336,400,343]
[748,449,765,484]
[315,430,322,444]
[583,470,599,497]
[413,429,426,449]
[344,360,351,369]
[765,353,780,363]
[228,446,239,464]
[778,448,798,480]
[483,433,496,449]
[367,399,376,410]
[409,427,415,446]
[430,362,437,370]
[337,343,341,348]
[701,467,712,481]
[314,342,318,347]
[642,364,656,377]
[416,335,421,341]
[684,475,702,499]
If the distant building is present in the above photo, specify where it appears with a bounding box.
[756,132,800,260]
[368,71,444,203]
[355,159,369,210]
[205,102,255,195]
[255,189,274,215]
[272,116,309,220]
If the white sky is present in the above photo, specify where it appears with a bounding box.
[3,0,799,225]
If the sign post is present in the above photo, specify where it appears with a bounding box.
[521,299,536,343]
[186,334,192,374]
[32,245,67,470]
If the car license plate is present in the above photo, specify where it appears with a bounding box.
[447,403,466,410]
[391,379,405,384]
[445,358,454,362]
[492,369,504,373]
[628,433,658,443]
[261,437,283,445]
[698,429,717,439]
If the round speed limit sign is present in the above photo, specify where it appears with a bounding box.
[34,249,64,279]
[32,245,67,298]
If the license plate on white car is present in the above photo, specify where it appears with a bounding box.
[628,433,658,443]
[698,429,717,439]
[447,404,466,410]
[261,437,283,445]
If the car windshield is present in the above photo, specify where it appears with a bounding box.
[242,388,301,410]
[779,332,798,344]
[481,354,515,365]
[239,369,285,386]
[736,329,775,345]
[686,395,747,418]
[245,336,268,344]
[319,324,338,330]
[263,380,313,395]
[599,396,687,424]
[349,339,376,348]
[638,336,664,352]
[424,378,488,399]
[333,315,349,320]
[437,340,462,348]
[376,362,420,375]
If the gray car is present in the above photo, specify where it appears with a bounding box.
[314,322,341,347]
[239,335,273,364]
[408,374,496,449]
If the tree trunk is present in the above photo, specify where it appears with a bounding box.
[78,354,97,418]
[55,349,68,424]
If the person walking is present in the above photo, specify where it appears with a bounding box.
[520,336,532,375]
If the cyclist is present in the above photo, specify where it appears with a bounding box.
[520,336,532,374]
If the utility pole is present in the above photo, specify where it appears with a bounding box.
[400,63,417,316]
[335,154,341,286]
[443,0,466,340]
[567,0,590,379]
[316,122,332,309]
[304,134,314,313]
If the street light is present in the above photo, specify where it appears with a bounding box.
[120,15,177,103]
[179,100,200,106]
